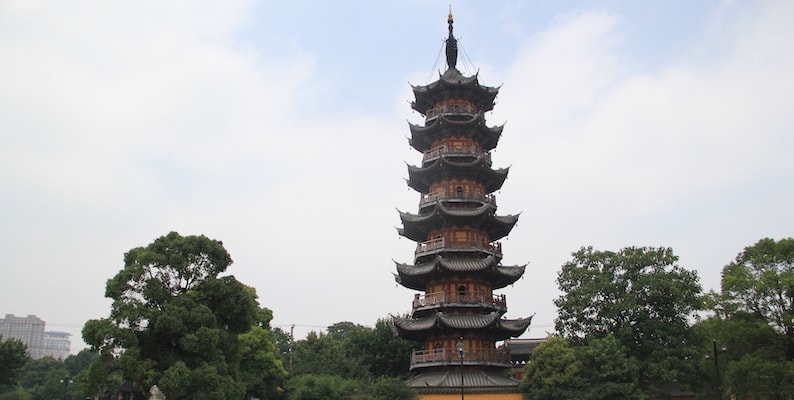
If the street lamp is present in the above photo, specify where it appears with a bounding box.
[456,337,465,400]
[705,340,726,399]
[59,376,73,400]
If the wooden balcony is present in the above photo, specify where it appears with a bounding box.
[422,145,491,164]
[413,292,506,310]
[415,238,502,257]
[425,104,478,121]
[419,192,496,207]
[410,348,511,370]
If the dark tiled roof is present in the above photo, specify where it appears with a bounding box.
[394,256,526,290]
[410,70,500,115]
[405,368,521,394]
[393,312,532,340]
[408,113,503,152]
[406,156,509,193]
[398,203,518,242]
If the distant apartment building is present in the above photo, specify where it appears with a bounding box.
[0,314,46,359]
[42,330,72,359]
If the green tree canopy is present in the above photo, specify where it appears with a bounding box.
[554,246,703,393]
[0,336,28,388]
[82,232,286,400]
[524,335,644,400]
[523,336,583,400]
[720,237,794,360]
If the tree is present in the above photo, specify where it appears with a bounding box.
[720,237,794,360]
[18,357,72,400]
[284,374,357,400]
[291,331,369,379]
[82,231,285,400]
[523,335,643,400]
[0,336,28,388]
[554,246,703,393]
[340,318,414,379]
[523,336,584,400]
[239,325,288,398]
[354,377,416,400]
[577,334,643,400]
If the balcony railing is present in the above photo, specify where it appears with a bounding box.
[410,348,511,369]
[419,192,496,207]
[422,145,490,164]
[414,238,502,257]
[413,292,506,309]
[425,104,478,121]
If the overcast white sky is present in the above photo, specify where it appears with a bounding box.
[1,1,792,354]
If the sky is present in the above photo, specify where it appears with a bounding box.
[1,0,792,354]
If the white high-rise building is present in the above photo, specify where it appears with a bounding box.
[0,314,46,359]
[43,330,72,359]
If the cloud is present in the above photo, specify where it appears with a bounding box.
[491,2,794,326]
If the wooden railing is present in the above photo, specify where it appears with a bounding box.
[425,104,478,120]
[414,238,502,257]
[419,192,496,207]
[413,292,506,309]
[410,348,511,368]
[422,145,491,164]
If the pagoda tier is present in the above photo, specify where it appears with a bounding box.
[397,204,519,242]
[406,156,509,194]
[409,113,503,152]
[405,369,524,394]
[393,312,532,342]
[394,255,526,291]
[411,68,499,116]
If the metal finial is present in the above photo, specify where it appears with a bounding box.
[445,7,458,70]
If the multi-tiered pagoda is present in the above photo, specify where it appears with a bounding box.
[393,11,532,398]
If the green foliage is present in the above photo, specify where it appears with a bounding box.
[577,335,644,400]
[290,317,414,381]
[239,326,288,398]
[354,376,416,400]
[554,246,703,393]
[284,374,358,400]
[725,353,794,400]
[292,331,368,379]
[18,357,73,400]
[523,336,584,400]
[63,350,96,377]
[0,386,31,400]
[720,237,794,360]
[524,335,644,400]
[79,353,122,398]
[0,337,28,388]
[82,231,285,400]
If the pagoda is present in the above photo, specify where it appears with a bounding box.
[393,11,532,398]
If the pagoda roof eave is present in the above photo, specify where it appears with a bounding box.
[406,369,521,393]
[406,157,509,193]
[398,205,519,242]
[394,256,527,290]
[408,113,503,152]
[410,69,500,115]
[393,312,532,341]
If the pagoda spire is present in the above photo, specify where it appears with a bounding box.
[445,6,458,70]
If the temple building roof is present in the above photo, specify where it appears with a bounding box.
[405,369,521,393]
[406,156,509,193]
[397,203,519,242]
[393,312,532,341]
[410,70,500,116]
[408,113,503,152]
[394,255,526,290]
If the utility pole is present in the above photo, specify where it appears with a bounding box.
[289,324,295,371]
